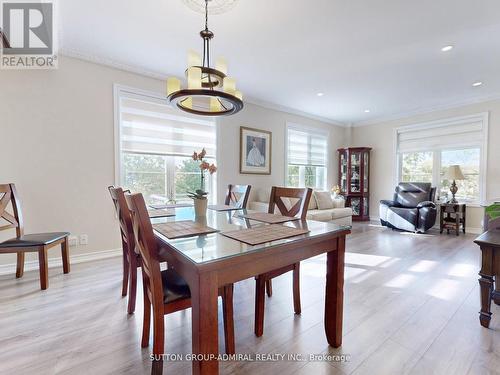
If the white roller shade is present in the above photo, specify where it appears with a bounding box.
[288,127,327,167]
[120,97,216,157]
[397,116,485,153]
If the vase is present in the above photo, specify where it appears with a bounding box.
[193,197,208,217]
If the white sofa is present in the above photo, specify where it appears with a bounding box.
[248,188,352,226]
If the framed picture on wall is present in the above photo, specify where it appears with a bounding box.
[240,126,272,174]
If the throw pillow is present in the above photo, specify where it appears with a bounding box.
[314,191,334,210]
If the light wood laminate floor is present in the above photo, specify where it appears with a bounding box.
[1,223,499,375]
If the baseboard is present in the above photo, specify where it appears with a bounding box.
[0,248,122,276]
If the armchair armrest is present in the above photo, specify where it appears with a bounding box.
[380,200,401,207]
[417,201,436,209]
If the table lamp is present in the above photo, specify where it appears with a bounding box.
[444,165,465,203]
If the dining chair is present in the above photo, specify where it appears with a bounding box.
[0,183,70,290]
[108,186,140,314]
[124,192,236,360]
[254,186,312,336]
[225,184,252,208]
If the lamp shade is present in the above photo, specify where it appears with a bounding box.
[444,165,465,180]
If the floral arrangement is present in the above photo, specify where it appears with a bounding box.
[187,148,217,200]
[331,185,341,195]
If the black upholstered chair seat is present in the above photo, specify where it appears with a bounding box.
[161,268,191,304]
[0,232,69,248]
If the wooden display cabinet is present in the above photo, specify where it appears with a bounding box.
[338,147,371,221]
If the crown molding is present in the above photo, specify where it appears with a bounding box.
[243,96,348,127]
[61,48,500,129]
[61,48,347,128]
[352,93,500,128]
[61,48,169,80]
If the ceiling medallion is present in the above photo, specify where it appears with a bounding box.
[181,0,239,15]
[167,0,243,116]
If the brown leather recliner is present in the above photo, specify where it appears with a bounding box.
[379,182,437,233]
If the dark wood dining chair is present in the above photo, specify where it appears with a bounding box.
[225,184,252,208]
[124,192,236,367]
[108,186,140,314]
[0,183,70,290]
[254,186,312,336]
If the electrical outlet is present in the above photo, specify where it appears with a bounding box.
[68,236,78,247]
[79,234,89,245]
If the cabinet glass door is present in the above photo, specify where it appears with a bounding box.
[340,151,347,193]
[363,151,369,193]
[350,197,361,216]
[350,151,361,193]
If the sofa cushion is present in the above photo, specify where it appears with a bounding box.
[307,209,334,222]
[331,207,352,219]
[307,208,352,222]
[314,191,334,210]
[308,194,318,210]
[332,197,345,208]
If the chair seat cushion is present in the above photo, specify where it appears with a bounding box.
[0,232,69,248]
[161,268,191,304]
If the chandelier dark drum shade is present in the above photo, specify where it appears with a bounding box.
[166,0,243,116]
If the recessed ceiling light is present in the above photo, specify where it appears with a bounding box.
[472,81,483,87]
[441,45,454,52]
[317,92,324,97]
[364,109,370,113]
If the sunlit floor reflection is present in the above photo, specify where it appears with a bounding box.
[384,273,416,288]
[428,278,462,300]
[447,263,477,278]
[409,260,438,273]
[346,252,396,267]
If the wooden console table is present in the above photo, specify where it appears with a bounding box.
[474,230,500,328]
[440,203,466,235]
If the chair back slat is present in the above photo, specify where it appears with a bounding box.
[108,186,135,249]
[0,183,23,236]
[225,184,252,208]
[125,193,164,308]
[268,186,312,220]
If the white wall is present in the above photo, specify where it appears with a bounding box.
[0,56,166,265]
[351,99,500,232]
[0,55,345,267]
[216,103,346,204]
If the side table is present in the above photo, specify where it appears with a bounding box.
[440,203,466,235]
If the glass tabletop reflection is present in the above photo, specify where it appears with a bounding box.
[152,207,350,264]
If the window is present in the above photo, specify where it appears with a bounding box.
[396,114,488,204]
[401,151,433,183]
[286,124,328,190]
[116,87,216,205]
[440,148,480,201]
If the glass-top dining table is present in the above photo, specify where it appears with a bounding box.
[152,207,351,375]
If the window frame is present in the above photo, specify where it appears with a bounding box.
[285,122,329,190]
[113,84,217,204]
[394,113,489,206]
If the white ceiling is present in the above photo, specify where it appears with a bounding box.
[60,0,500,125]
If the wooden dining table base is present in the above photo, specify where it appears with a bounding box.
[157,230,348,375]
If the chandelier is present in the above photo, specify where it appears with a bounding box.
[166,0,243,116]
